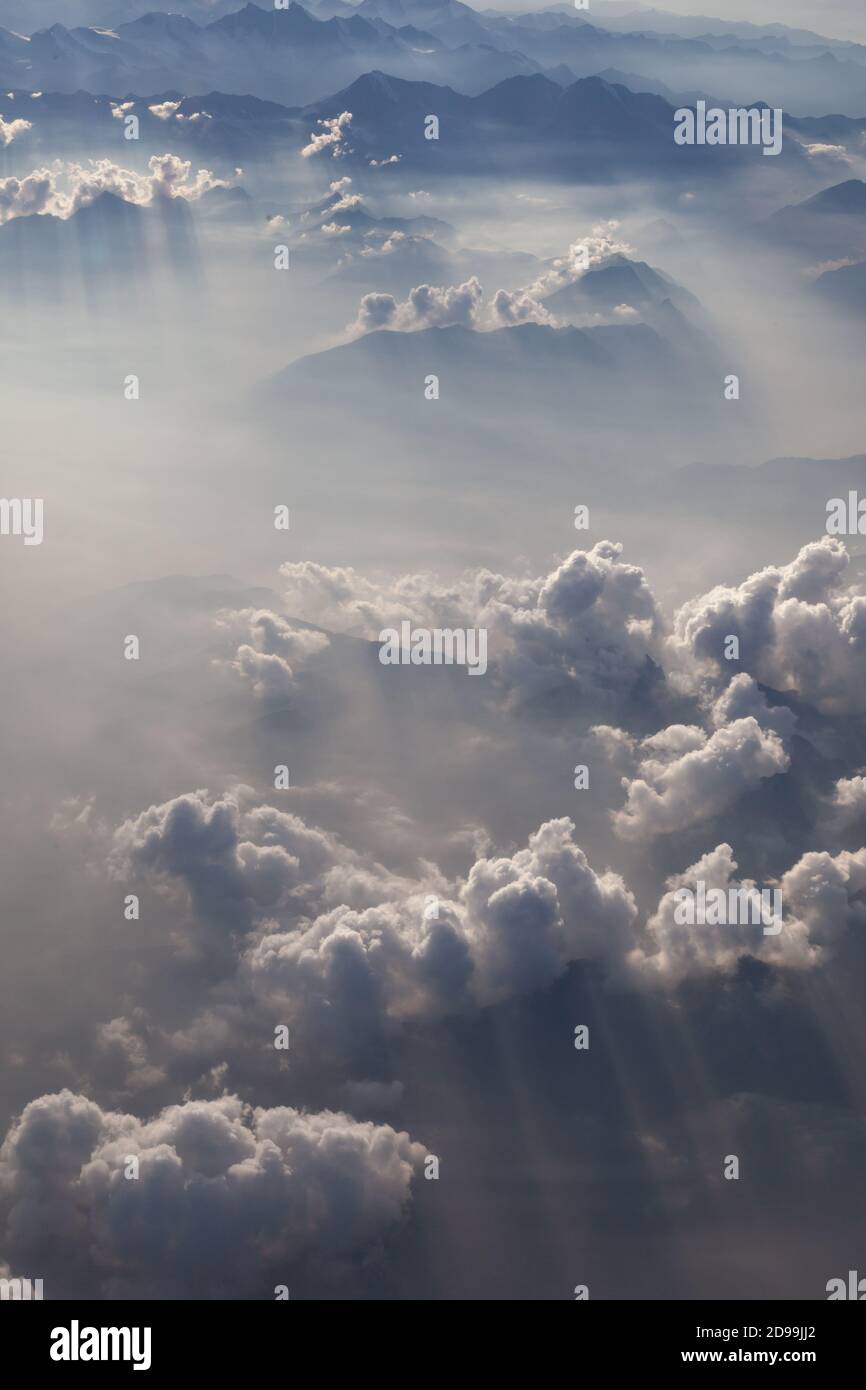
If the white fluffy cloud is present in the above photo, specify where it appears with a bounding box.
[523,222,635,300]
[599,675,793,840]
[668,538,866,714]
[301,111,352,159]
[803,142,851,163]
[220,609,330,702]
[148,100,181,120]
[347,224,635,337]
[277,541,663,706]
[360,230,407,258]
[826,775,866,833]
[630,844,812,986]
[630,840,866,987]
[244,816,638,1028]
[353,277,485,334]
[0,154,227,224]
[109,788,425,941]
[0,1091,424,1297]
[0,169,55,221]
[350,277,560,335]
[107,785,636,1028]
[490,287,557,327]
[0,114,31,146]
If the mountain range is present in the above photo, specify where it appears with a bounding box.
[4,70,809,179]
[4,1,866,112]
[760,178,866,260]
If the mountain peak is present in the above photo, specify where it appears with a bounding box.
[803,179,866,214]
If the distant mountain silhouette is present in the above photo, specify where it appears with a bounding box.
[761,180,866,260]
[0,192,200,297]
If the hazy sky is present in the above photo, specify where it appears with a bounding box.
[598,0,866,43]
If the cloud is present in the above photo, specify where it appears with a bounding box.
[104,781,639,1034]
[600,676,793,840]
[94,1017,165,1094]
[803,142,851,163]
[523,223,634,300]
[219,608,330,702]
[108,788,423,945]
[629,844,816,986]
[0,155,227,224]
[630,838,866,988]
[352,277,484,334]
[329,192,362,213]
[0,1091,424,1297]
[0,169,55,222]
[243,817,638,1028]
[321,222,351,236]
[278,541,663,707]
[668,538,866,714]
[490,287,557,327]
[779,846,866,949]
[301,111,352,160]
[347,230,641,335]
[349,278,556,335]
[360,230,407,258]
[148,101,181,121]
[826,775,866,834]
[0,114,31,146]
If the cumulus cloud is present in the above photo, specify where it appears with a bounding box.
[599,676,794,840]
[105,782,639,1034]
[360,230,407,258]
[630,839,866,987]
[779,846,866,950]
[803,142,851,163]
[148,100,181,120]
[0,154,227,224]
[219,608,330,702]
[0,114,31,146]
[94,1017,165,1093]
[668,538,866,714]
[0,1091,424,1297]
[243,817,638,1029]
[826,775,866,834]
[630,844,814,986]
[490,287,557,327]
[329,191,362,213]
[0,169,55,222]
[349,278,557,335]
[352,277,484,335]
[278,541,663,706]
[108,788,424,943]
[301,111,352,160]
[347,228,639,335]
[523,222,634,301]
